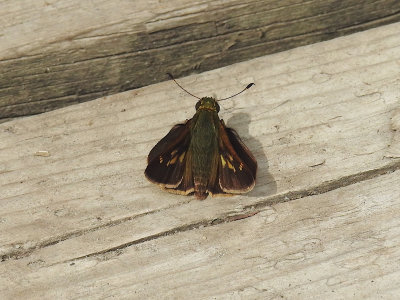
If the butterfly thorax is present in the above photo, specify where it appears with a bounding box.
[189,104,220,199]
[195,97,220,113]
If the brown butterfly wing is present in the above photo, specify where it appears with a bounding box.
[147,120,189,164]
[214,120,257,194]
[225,127,257,179]
[145,120,194,194]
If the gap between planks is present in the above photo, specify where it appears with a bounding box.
[2,158,399,264]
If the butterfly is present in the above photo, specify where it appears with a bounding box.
[145,74,257,200]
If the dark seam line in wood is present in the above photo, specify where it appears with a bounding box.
[0,199,192,263]
[1,168,149,205]
[0,96,103,116]
[338,10,400,31]
[0,52,45,63]
[247,159,400,210]
[61,159,400,263]
[2,159,399,263]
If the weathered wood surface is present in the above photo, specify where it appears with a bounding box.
[3,172,400,299]
[1,0,400,120]
[1,22,400,299]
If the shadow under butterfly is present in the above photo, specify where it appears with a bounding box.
[145,73,257,200]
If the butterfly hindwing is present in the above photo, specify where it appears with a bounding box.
[173,148,194,195]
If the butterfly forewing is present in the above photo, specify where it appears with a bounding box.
[216,121,257,193]
[145,121,190,188]
[225,127,257,178]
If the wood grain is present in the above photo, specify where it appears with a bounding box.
[2,171,399,299]
[0,22,400,299]
[1,0,400,119]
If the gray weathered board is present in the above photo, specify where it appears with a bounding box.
[1,22,400,299]
[1,0,400,120]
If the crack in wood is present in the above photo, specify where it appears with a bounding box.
[0,199,192,263]
[2,159,399,264]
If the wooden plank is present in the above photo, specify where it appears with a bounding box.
[1,0,400,119]
[1,169,399,299]
[0,22,400,298]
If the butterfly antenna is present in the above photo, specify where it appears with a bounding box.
[219,83,255,101]
[167,73,201,99]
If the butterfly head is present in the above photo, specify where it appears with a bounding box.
[195,97,220,113]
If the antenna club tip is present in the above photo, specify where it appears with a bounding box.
[246,83,255,89]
